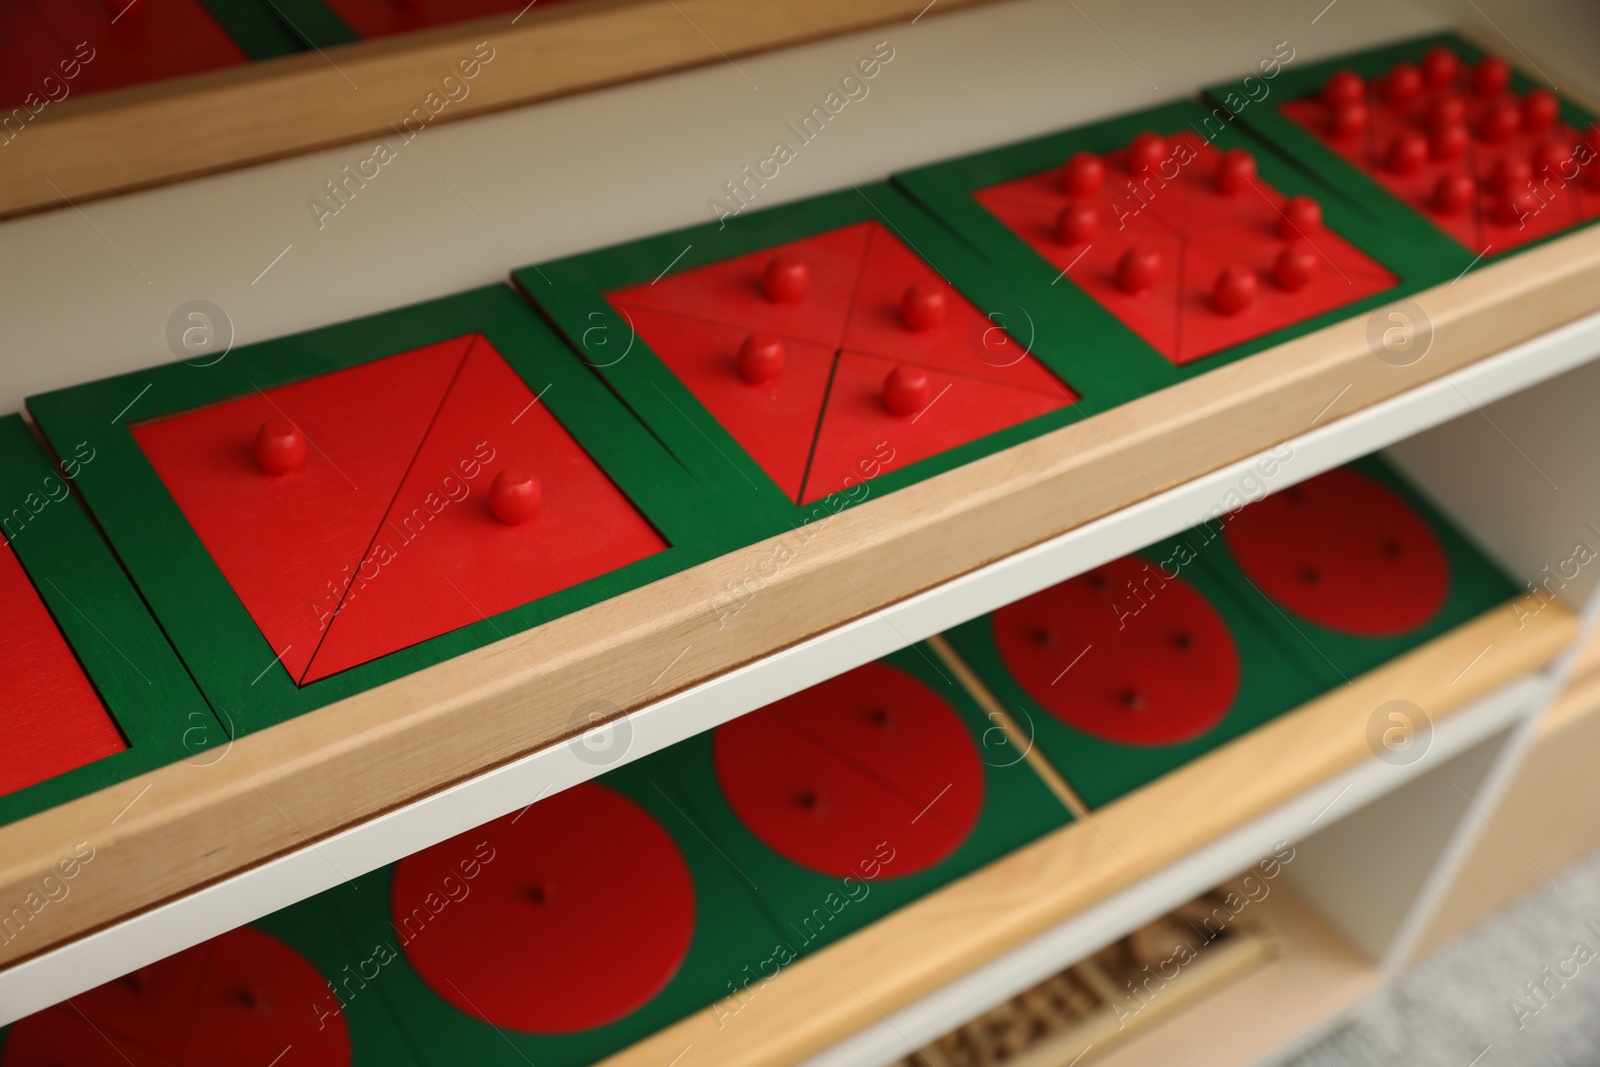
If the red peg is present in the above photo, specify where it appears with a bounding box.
[1212,265,1257,316]
[883,365,932,416]
[761,255,808,303]
[254,418,306,475]
[1430,122,1469,161]
[1327,101,1369,140]
[1470,56,1511,97]
[900,282,947,331]
[1522,89,1559,132]
[1215,149,1256,195]
[1488,154,1532,194]
[1431,173,1476,216]
[1055,202,1098,245]
[1478,100,1521,142]
[1424,95,1466,130]
[1060,151,1105,195]
[1384,131,1429,174]
[1279,195,1322,239]
[1116,246,1162,293]
[1532,138,1572,177]
[1380,63,1422,106]
[1422,46,1459,88]
[1126,132,1168,172]
[1494,187,1541,226]
[1274,240,1318,291]
[738,332,785,384]
[1321,70,1365,108]
[489,468,542,524]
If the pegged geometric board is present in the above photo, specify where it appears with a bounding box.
[518,182,1151,531]
[1206,32,1600,263]
[894,99,1466,380]
[28,285,727,736]
[0,415,223,828]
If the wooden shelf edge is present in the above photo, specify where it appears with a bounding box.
[0,226,1595,972]
[587,600,1574,1067]
[0,0,994,220]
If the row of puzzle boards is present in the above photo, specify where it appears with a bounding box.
[0,453,1522,1064]
[1,30,1590,828]
[1,0,576,113]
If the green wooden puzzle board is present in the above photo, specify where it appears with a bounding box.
[642,643,1074,958]
[0,415,224,828]
[943,531,1329,810]
[1200,32,1600,264]
[321,756,787,1067]
[27,285,735,738]
[892,99,1470,382]
[516,181,1160,535]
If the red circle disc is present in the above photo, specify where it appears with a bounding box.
[714,661,984,879]
[1,928,351,1066]
[1223,468,1449,636]
[392,782,695,1034]
[993,557,1240,747]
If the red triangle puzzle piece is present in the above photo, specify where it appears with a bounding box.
[801,350,1071,505]
[606,223,872,348]
[0,541,125,798]
[303,336,667,682]
[610,300,837,501]
[133,338,470,684]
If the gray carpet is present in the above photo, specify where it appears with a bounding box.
[1284,849,1600,1066]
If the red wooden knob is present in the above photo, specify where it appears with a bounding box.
[1422,45,1459,88]
[1430,122,1469,161]
[900,282,947,331]
[1488,154,1532,194]
[1215,149,1255,195]
[1478,100,1521,142]
[1532,138,1572,177]
[883,365,932,416]
[1060,151,1105,195]
[1522,89,1559,132]
[762,254,808,303]
[1055,202,1097,245]
[1327,101,1369,140]
[738,332,785,384]
[1116,245,1162,293]
[1379,63,1422,106]
[1274,240,1318,291]
[254,418,306,475]
[1212,265,1257,316]
[1425,95,1466,130]
[1385,131,1429,174]
[1322,70,1365,108]
[1126,132,1168,172]
[1431,173,1476,216]
[1279,195,1322,239]
[1494,187,1541,226]
[1469,56,1511,97]
[489,468,542,524]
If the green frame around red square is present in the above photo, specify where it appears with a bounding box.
[0,415,224,828]
[639,643,1073,957]
[319,756,787,1067]
[892,99,1469,379]
[516,182,1155,533]
[27,285,730,738]
[1201,32,1600,265]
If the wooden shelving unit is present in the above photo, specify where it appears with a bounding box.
[4,2,1600,1065]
